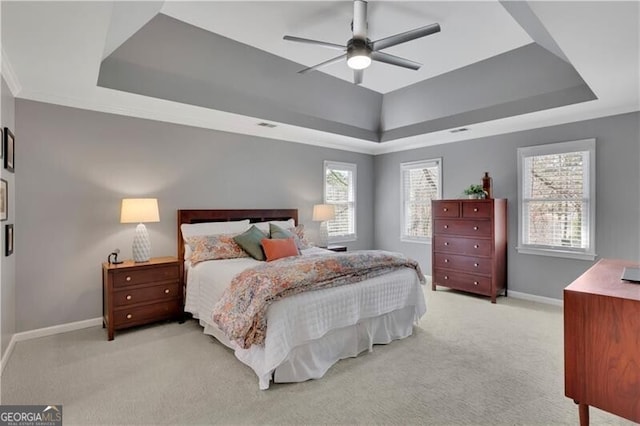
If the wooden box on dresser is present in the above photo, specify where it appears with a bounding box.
[102,256,182,340]
[431,199,507,303]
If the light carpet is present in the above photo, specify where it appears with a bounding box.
[1,288,635,425]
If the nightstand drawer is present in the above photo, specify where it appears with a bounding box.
[112,265,179,288]
[113,283,181,307]
[113,299,182,327]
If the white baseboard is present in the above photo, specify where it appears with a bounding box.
[1,335,17,376]
[1,317,102,375]
[508,290,563,307]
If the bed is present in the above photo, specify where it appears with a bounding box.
[178,209,426,389]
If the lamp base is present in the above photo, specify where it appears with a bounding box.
[317,221,329,248]
[132,223,151,262]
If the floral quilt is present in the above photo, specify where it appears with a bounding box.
[212,250,425,349]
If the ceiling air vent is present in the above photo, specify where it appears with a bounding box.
[257,122,277,128]
[450,127,469,133]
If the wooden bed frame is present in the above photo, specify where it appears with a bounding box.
[177,209,298,291]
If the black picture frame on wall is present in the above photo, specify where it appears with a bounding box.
[0,179,7,221]
[5,224,13,256]
[0,127,3,159]
[4,127,14,173]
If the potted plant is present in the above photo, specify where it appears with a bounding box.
[463,184,487,199]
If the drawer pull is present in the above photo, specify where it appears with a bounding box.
[164,289,170,294]
[473,281,479,286]
[443,208,448,212]
[444,276,449,280]
[474,244,479,249]
[125,276,132,282]
[474,263,479,267]
[126,295,132,300]
[473,226,479,231]
[444,259,449,263]
[444,242,449,246]
[444,225,448,229]
[473,208,478,212]
[126,313,132,319]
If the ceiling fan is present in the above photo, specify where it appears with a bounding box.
[283,0,441,85]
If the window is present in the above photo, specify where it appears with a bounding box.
[324,161,357,242]
[517,139,596,260]
[401,158,442,242]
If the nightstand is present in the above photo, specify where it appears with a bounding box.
[327,245,347,252]
[102,256,181,340]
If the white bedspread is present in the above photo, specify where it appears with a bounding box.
[184,248,426,389]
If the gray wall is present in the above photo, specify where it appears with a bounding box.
[1,77,16,357]
[14,99,374,332]
[374,112,640,300]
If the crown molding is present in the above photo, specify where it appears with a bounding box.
[1,48,22,96]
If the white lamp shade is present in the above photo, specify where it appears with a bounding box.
[120,198,160,223]
[312,204,336,222]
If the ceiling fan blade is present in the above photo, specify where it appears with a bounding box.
[372,23,441,51]
[283,35,346,51]
[353,69,364,85]
[299,54,347,74]
[371,51,422,70]
[352,0,368,39]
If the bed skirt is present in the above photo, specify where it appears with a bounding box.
[201,304,421,389]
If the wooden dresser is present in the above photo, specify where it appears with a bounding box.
[564,258,640,425]
[431,199,507,303]
[102,256,182,340]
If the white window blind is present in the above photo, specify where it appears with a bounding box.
[517,139,596,260]
[401,159,442,242]
[324,161,356,242]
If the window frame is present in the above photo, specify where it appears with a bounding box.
[516,138,596,260]
[400,158,442,244]
[323,160,357,243]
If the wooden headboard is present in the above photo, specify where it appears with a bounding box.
[177,209,298,289]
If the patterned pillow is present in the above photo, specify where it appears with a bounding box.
[186,233,249,265]
[290,224,311,250]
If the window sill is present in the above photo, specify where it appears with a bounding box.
[516,246,597,261]
[400,237,431,244]
[329,236,357,244]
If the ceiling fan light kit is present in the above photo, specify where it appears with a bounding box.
[283,0,441,84]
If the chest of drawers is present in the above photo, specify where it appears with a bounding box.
[431,199,507,303]
[102,256,182,340]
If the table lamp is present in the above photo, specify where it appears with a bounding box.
[120,198,160,262]
[312,204,335,248]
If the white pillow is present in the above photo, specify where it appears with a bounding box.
[181,220,250,238]
[254,219,296,235]
[181,220,250,259]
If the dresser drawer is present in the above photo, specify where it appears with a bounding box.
[433,269,491,295]
[433,201,460,218]
[433,253,492,275]
[433,235,492,257]
[112,265,179,288]
[113,282,181,307]
[462,201,492,218]
[433,219,492,236]
[113,299,182,327]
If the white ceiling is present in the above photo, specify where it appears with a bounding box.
[2,1,639,155]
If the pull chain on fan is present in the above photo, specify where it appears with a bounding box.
[283,0,441,85]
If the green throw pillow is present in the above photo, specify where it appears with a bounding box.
[234,225,268,261]
[270,223,302,253]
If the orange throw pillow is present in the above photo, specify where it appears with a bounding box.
[261,237,299,262]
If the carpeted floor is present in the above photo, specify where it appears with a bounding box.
[1,288,635,425]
